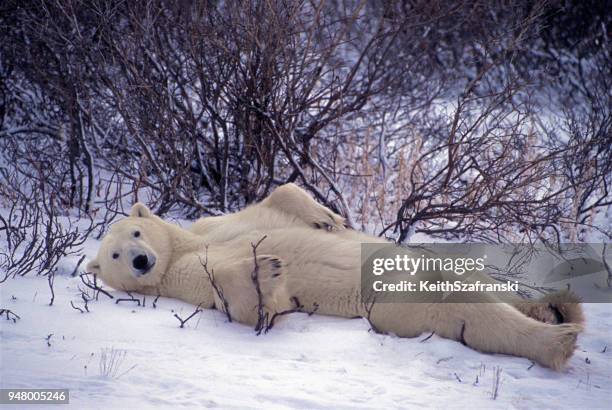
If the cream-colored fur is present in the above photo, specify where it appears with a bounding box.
[87,183,584,370]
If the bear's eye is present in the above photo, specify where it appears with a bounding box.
[112,252,120,259]
[133,231,141,238]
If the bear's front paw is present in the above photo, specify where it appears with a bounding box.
[253,255,286,293]
[243,255,292,329]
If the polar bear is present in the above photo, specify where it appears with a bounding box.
[87,183,584,370]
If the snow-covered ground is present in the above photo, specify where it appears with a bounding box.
[1,251,611,409]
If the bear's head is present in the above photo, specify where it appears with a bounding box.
[86,203,172,291]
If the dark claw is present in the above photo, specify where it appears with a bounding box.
[549,303,564,324]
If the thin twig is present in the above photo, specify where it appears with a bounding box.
[200,247,232,323]
[174,303,204,328]
[250,235,269,335]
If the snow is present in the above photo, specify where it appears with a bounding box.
[1,241,611,409]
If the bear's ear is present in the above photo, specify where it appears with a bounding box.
[130,202,152,218]
[86,258,101,275]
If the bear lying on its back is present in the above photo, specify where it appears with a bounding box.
[87,183,584,370]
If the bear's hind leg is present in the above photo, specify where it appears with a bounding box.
[429,302,582,370]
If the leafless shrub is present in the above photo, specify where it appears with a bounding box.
[152,295,161,309]
[71,286,92,313]
[70,301,84,314]
[79,272,114,300]
[603,244,612,288]
[0,0,608,246]
[0,308,20,322]
[173,304,203,329]
[47,268,56,306]
[491,366,503,400]
[99,348,136,379]
[115,291,143,307]
[420,332,435,343]
[363,294,382,334]
[200,247,232,323]
[250,236,269,335]
[70,255,87,277]
[0,1,473,216]
[0,173,94,283]
[261,297,307,334]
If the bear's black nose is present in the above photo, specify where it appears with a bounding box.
[133,254,149,271]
